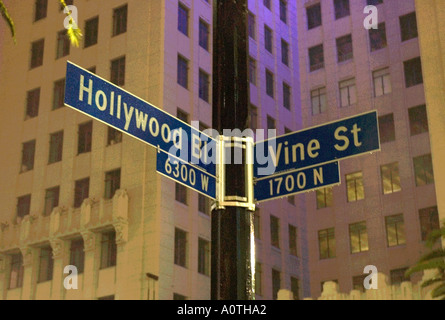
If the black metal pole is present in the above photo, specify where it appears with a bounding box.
[211,0,254,300]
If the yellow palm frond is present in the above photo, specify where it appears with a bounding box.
[60,0,83,47]
[0,0,16,44]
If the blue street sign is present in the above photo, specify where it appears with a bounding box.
[156,151,216,199]
[64,61,216,176]
[254,111,380,178]
[254,162,340,202]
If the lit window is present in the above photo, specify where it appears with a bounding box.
[318,228,335,259]
[413,154,434,186]
[316,186,333,209]
[349,222,369,253]
[381,162,401,194]
[385,214,406,247]
[346,172,364,202]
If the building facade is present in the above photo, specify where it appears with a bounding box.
[296,0,439,298]
[0,0,308,300]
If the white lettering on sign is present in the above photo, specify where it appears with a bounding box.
[268,167,324,198]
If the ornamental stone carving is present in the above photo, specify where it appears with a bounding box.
[49,238,65,259]
[81,231,96,252]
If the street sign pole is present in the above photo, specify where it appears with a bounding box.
[211,0,255,300]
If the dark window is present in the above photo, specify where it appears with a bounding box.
[311,87,327,115]
[35,0,48,21]
[280,0,287,24]
[175,183,187,205]
[336,34,353,62]
[198,238,210,276]
[309,44,324,71]
[307,3,322,30]
[267,115,276,131]
[263,0,271,10]
[26,88,40,119]
[38,246,53,283]
[107,127,123,145]
[70,239,85,273]
[49,131,64,164]
[291,277,299,300]
[266,70,274,97]
[255,262,262,295]
[248,12,256,39]
[177,55,189,89]
[105,169,121,199]
[111,56,126,86]
[56,30,70,59]
[270,215,280,248]
[30,39,45,69]
[53,79,66,110]
[378,113,395,143]
[249,57,256,85]
[198,194,210,215]
[178,3,189,36]
[21,140,36,173]
[400,12,418,42]
[283,82,291,110]
[264,25,273,53]
[272,269,281,300]
[419,206,440,241]
[250,105,258,130]
[352,275,367,292]
[74,178,89,208]
[17,195,31,219]
[98,295,115,300]
[289,225,297,256]
[177,109,189,123]
[174,228,187,267]
[413,154,434,186]
[199,70,210,102]
[100,231,117,269]
[78,121,93,154]
[369,23,387,51]
[409,105,429,135]
[173,293,187,300]
[43,186,60,216]
[390,268,410,285]
[318,228,335,259]
[281,39,289,66]
[9,254,24,289]
[334,0,350,20]
[84,16,99,48]
[404,57,423,88]
[367,0,383,5]
[199,19,209,51]
[254,209,260,239]
[60,0,74,11]
[112,4,128,36]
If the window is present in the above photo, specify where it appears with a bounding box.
[173,293,187,300]
[56,30,70,59]
[84,16,99,48]
[316,186,333,209]
[311,87,327,115]
[35,0,48,21]
[254,209,260,239]
[390,268,410,285]
[367,0,383,5]
[43,186,60,216]
[60,0,73,11]
[98,295,115,300]
[270,215,280,248]
[112,4,127,36]
[272,269,281,300]
[386,214,406,247]
[346,172,364,202]
[369,23,387,51]
[318,228,335,259]
[111,56,126,86]
[198,238,210,276]
[177,108,189,123]
[198,194,210,215]
[352,275,367,292]
[267,115,276,131]
[199,69,210,102]
[266,70,274,97]
[107,127,123,145]
[105,169,121,199]
[177,55,189,89]
[336,34,353,62]
[38,246,53,283]
[373,68,391,97]
[334,0,350,20]
[264,25,273,53]
[9,254,24,289]
[339,78,356,107]
[176,183,187,205]
[378,113,395,143]
[49,131,64,164]
[178,3,189,36]
[280,0,287,24]
[400,12,418,42]
[199,19,209,51]
[413,154,434,186]
[174,228,187,267]
[307,3,322,30]
[53,79,66,110]
[30,39,45,69]
[419,206,440,241]
[281,39,289,66]
[381,162,401,194]
[78,121,93,154]
[291,277,299,300]
[26,88,40,119]
[288,195,295,205]
[404,57,423,88]
[17,195,31,219]
[21,140,36,172]
[349,222,369,253]
[100,231,117,269]
[255,262,262,296]
[409,105,428,135]
[249,57,256,85]
[248,12,256,39]
[289,225,298,256]
[309,44,324,72]
[283,83,291,110]
[74,178,89,208]
[263,0,271,10]
[250,105,258,130]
